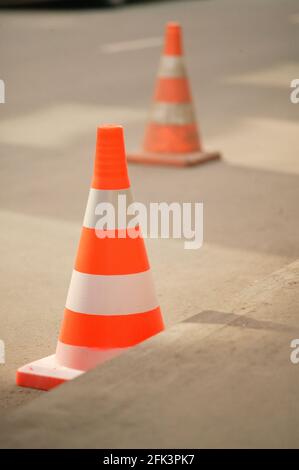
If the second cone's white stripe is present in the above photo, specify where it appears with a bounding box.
[150,102,195,125]
[66,270,158,315]
[158,55,186,78]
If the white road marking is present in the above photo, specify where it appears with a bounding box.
[101,37,162,54]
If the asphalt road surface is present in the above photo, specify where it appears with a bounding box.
[0,0,299,445]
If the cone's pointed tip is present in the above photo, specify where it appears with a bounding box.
[96,124,124,140]
[93,124,129,190]
[164,21,183,55]
[166,22,181,31]
[97,124,123,131]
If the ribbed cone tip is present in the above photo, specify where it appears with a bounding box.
[164,22,183,56]
[92,125,130,190]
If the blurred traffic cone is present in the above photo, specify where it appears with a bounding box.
[16,125,164,391]
[128,22,220,167]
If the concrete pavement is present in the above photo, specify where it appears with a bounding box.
[1,260,298,448]
[0,0,298,447]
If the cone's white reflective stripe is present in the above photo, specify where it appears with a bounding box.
[83,188,134,229]
[150,102,196,125]
[56,341,127,371]
[158,55,186,78]
[66,270,159,315]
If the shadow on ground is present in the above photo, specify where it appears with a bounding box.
[184,310,295,333]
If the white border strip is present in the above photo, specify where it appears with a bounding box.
[66,270,158,315]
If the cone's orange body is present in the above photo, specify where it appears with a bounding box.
[128,22,220,166]
[16,125,164,390]
[144,23,200,154]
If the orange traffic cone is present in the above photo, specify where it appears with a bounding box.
[16,125,164,391]
[128,22,220,167]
